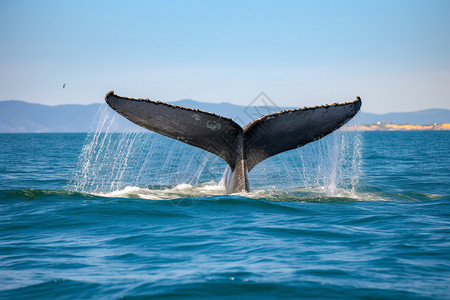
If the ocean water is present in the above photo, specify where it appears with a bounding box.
[0,128,449,299]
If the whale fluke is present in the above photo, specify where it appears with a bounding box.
[105,91,361,193]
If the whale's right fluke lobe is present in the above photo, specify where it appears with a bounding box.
[243,98,362,171]
[105,91,361,193]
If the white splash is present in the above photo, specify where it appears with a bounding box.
[93,181,225,200]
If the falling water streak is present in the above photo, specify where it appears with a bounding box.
[88,109,119,191]
[137,134,162,186]
[192,153,222,186]
[350,131,362,194]
[134,133,157,186]
[299,153,308,186]
[71,104,117,192]
[174,143,195,182]
[245,128,362,194]
[156,140,176,185]
[70,104,147,192]
[192,154,211,186]
[109,132,137,191]
[279,155,295,188]
[177,148,195,184]
[282,129,362,196]
[323,132,340,196]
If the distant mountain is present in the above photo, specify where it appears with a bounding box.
[0,100,449,133]
[0,100,100,133]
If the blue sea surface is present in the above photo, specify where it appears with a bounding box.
[0,131,449,299]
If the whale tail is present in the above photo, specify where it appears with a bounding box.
[105,91,361,193]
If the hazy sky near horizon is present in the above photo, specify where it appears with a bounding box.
[1,0,449,113]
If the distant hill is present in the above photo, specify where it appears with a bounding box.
[0,100,101,133]
[0,100,449,133]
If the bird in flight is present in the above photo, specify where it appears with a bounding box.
[63,83,67,88]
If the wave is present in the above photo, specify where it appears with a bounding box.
[0,276,431,300]
[90,182,450,203]
[0,189,97,201]
[1,184,447,204]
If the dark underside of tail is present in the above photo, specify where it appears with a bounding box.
[242,98,362,171]
[105,91,362,191]
[105,91,243,169]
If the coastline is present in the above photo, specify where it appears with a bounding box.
[343,123,450,131]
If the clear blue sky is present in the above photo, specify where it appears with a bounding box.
[1,0,449,113]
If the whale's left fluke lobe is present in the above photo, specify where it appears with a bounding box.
[105,91,361,193]
[105,91,243,169]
